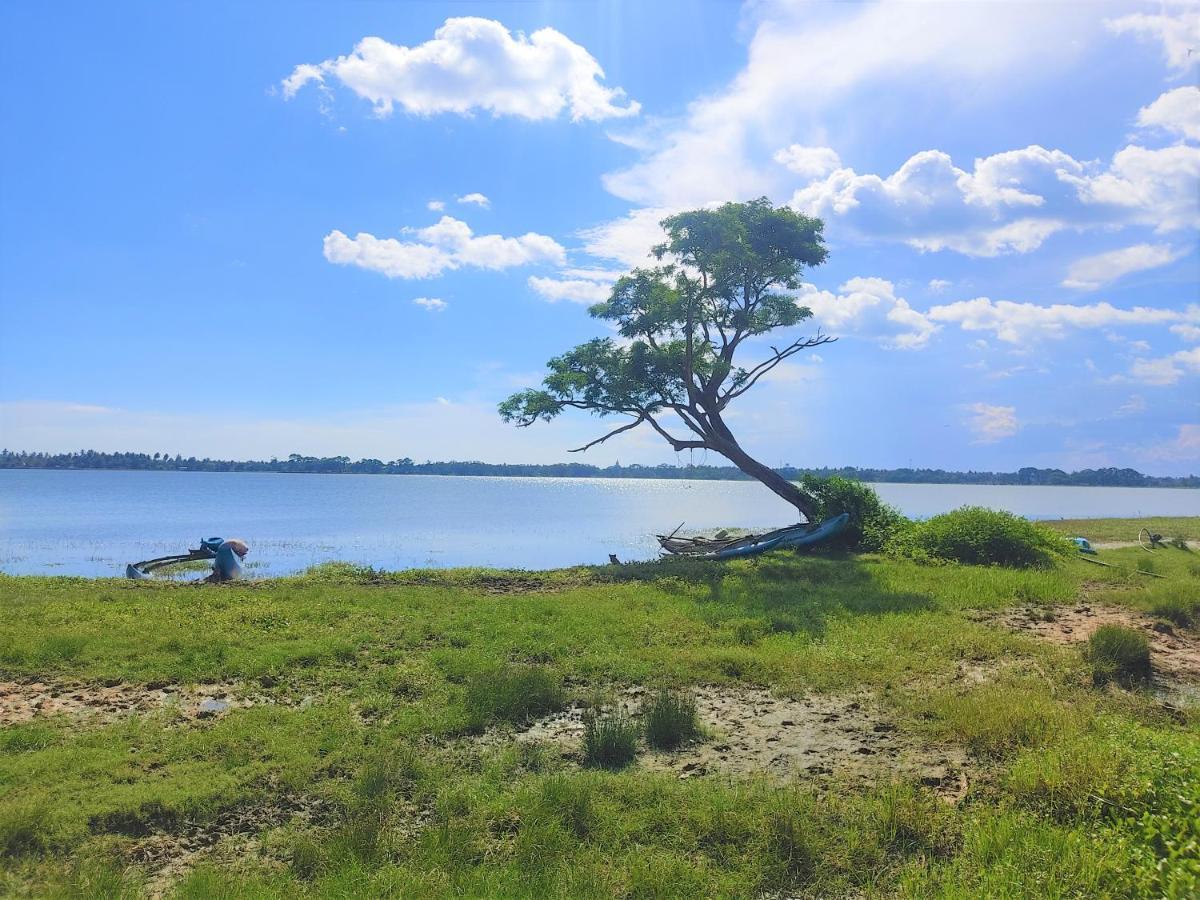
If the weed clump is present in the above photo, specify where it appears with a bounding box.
[1085,625,1151,687]
[895,507,1073,568]
[582,707,639,769]
[1149,595,1196,628]
[463,664,564,731]
[642,688,700,750]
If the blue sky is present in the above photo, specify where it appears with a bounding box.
[1,1,1198,474]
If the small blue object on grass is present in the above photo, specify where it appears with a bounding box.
[1072,536,1097,555]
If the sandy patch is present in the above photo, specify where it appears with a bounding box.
[0,679,289,726]
[506,685,969,801]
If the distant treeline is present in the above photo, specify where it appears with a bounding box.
[2,449,1196,488]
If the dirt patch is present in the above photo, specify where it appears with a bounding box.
[995,603,1200,704]
[122,792,335,899]
[505,685,969,801]
[0,679,293,726]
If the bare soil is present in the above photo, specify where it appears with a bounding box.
[505,685,970,801]
[0,679,290,726]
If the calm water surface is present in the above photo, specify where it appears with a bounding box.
[1,470,1195,577]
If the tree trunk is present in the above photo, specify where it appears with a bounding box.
[709,436,818,522]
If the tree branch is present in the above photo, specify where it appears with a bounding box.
[568,414,647,452]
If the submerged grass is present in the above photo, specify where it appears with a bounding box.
[0,523,1197,897]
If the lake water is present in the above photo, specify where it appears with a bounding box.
[1,469,1195,577]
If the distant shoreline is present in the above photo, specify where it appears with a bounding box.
[2,450,1196,488]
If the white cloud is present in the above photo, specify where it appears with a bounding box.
[457,192,490,208]
[773,145,842,179]
[1106,7,1200,72]
[928,279,952,294]
[789,142,1200,256]
[1128,345,1200,385]
[1172,323,1200,341]
[966,403,1019,443]
[578,206,673,267]
[323,215,565,280]
[413,297,447,312]
[427,200,445,211]
[281,17,639,122]
[599,2,1098,211]
[1062,243,1181,290]
[1137,86,1200,141]
[528,271,614,304]
[928,298,1192,343]
[798,277,938,349]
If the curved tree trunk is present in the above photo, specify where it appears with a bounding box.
[707,433,818,522]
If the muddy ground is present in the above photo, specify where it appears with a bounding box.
[500,685,970,802]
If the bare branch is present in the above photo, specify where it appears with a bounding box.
[718,333,836,407]
[569,414,646,452]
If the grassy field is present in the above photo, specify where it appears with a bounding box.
[1041,515,1200,544]
[1,517,1198,898]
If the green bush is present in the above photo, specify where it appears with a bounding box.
[1150,596,1195,628]
[642,688,700,750]
[463,664,565,731]
[582,707,639,769]
[1085,625,1151,687]
[896,507,1073,568]
[797,475,909,552]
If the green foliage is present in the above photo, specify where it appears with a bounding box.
[463,664,565,732]
[1085,625,1151,687]
[582,707,639,769]
[642,688,700,750]
[797,474,909,551]
[895,506,1074,568]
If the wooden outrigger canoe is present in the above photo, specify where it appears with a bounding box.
[657,513,850,559]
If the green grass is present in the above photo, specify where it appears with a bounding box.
[582,707,640,769]
[0,532,1197,897]
[642,688,700,750]
[1085,625,1152,687]
[1041,515,1200,543]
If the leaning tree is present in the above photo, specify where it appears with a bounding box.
[500,198,834,521]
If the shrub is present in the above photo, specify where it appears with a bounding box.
[582,708,639,769]
[797,475,909,552]
[463,664,565,732]
[642,688,700,750]
[898,507,1074,568]
[1085,625,1151,687]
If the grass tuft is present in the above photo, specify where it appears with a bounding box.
[463,663,565,731]
[642,688,700,750]
[1085,625,1151,687]
[582,707,639,769]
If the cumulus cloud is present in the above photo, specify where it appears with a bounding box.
[1062,243,1182,290]
[427,200,445,211]
[323,215,565,279]
[1137,86,1200,141]
[798,277,938,349]
[457,192,490,208]
[773,145,842,179]
[966,403,1019,443]
[928,298,1191,343]
[789,143,1200,256]
[578,206,673,267]
[281,17,639,122]
[1106,6,1200,72]
[928,279,952,294]
[412,297,447,312]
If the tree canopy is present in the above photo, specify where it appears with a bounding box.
[500,198,834,519]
